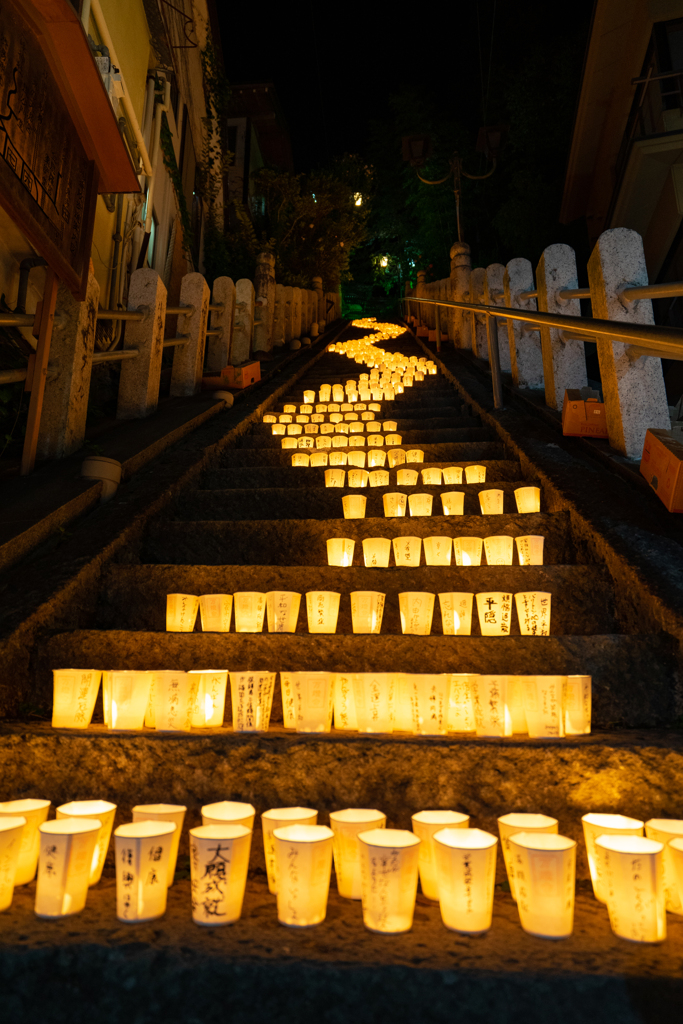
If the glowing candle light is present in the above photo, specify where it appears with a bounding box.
[563,675,592,735]
[282,672,334,732]
[310,451,329,467]
[190,824,252,926]
[0,799,50,885]
[388,449,406,468]
[233,592,266,632]
[273,824,334,927]
[443,467,464,485]
[366,421,382,433]
[114,821,176,921]
[433,828,498,934]
[291,452,310,467]
[303,390,315,404]
[272,424,286,436]
[330,809,386,899]
[230,671,276,731]
[152,671,196,731]
[497,813,559,900]
[441,491,465,516]
[393,673,418,732]
[479,489,504,514]
[399,592,435,635]
[409,493,433,516]
[266,591,301,633]
[104,671,153,730]
[52,669,101,729]
[188,670,228,727]
[358,829,421,933]
[484,536,514,566]
[329,450,347,465]
[350,591,385,633]
[422,468,442,486]
[397,469,419,486]
[333,673,358,730]
[383,492,407,517]
[166,594,199,632]
[199,594,233,632]
[465,465,486,483]
[515,486,541,513]
[327,537,355,566]
[470,675,514,737]
[348,450,367,468]
[406,450,424,463]
[131,804,186,885]
[438,593,474,635]
[286,424,302,436]
[414,673,450,734]
[476,592,513,636]
[508,832,576,938]
[281,438,297,449]
[385,433,402,446]
[515,591,551,636]
[453,536,483,566]
[348,469,369,487]
[368,449,387,469]
[363,538,391,567]
[581,813,644,902]
[447,673,478,731]
[0,817,25,910]
[262,807,318,894]
[306,591,341,633]
[423,536,452,566]
[325,468,346,487]
[522,676,565,737]
[35,819,100,918]
[56,800,116,885]
[342,495,367,518]
[352,673,394,731]
[412,810,470,899]
[515,535,545,565]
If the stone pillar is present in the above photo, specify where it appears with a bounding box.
[283,286,294,343]
[536,244,587,410]
[117,268,167,419]
[470,268,488,360]
[450,242,472,349]
[252,252,276,355]
[483,264,511,372]
[37,261,99,458]
[170,272,210,397]
[324,292,335,324]
[504,258,544,389]
[272,284,286,348]
[292,287,302,338]
[205,277,235,371]
[588,227,670,458]
[300,290,309,338]
[312,276,324,330]
[308,287,319,329]
[230,278,255,365]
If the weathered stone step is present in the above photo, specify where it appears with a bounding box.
[204,461,522,490]
[143,511,572,566]
[251,416,480,436]
[217,442,509,468]
[97,564,613,635]
[238,427,493,449]
[175,483,534,521]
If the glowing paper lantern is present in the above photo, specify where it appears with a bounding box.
[0,817,25,910]
[409,493,433,517]
[368,449,386,468]
[132,803,186,885]
[303,390,316,404]
[202,801,256,829]
[406,450,424,464]
[151,671,195,731]
[394,673,418,732]
[262,807,318,894]
[166,593,199,632]
[349,422,364,435]
[333,673,358,730]
[284,671,334,732]
[390,536,420,569]
[515,486,541,513]
[350,591,385,634]
[423,536,452,566]
[563,675,592,735]
[352,672,394,731]
[291,452,310,467]
[281,438,297,449]
[366,470,387,486]
[297,414,310,423]
[484,536,514,565]
[582,813,644,902]
[329,450,347,465]
[51,669,101,729]
[273,824,334,926]
[342,495,367,519]
[306,591,341,633]
[516,535,545,565]
[279,414,293,423]
[321,422,335,433]
[304,424,319,435]
[476,591,513,636]
[330,809,386,899]
[441,491,465,516]
[0,799,50,885]
[453,536,483,566]
[497,813,558,900]
[263,414,276,423]
[358,828,420,933]
[349,436,366,448]
[422,468,442,486]
[515,591,551,636]
[272,424,286,436]
[56,800,116,885]
[644,819,683,914]
[287,424,302,436]
[298,436,314,449]
[230,671,276,731]
[325,468,346,487]
[363,538,391,567]
[266,591,301,633]
[465,465,486,483]
[366,421,381,433]
[522,676,565,737]
[505,676,529,733]
[35,819,100,918]
[334,422,349,435]
[319,385,331,401]
[385,434,402,446]
[316,436,332,451]
[199,594,232,632]
[443,467,464,485]
[188,670,228,727]
[597,835,666,942]
[233,592,266,632]
[414,673,451,734]
[332,385,345,402]
[327,537,355,566]
[383,420,398,432]
[508,832,576,938]
[388,449,406,468]
[311,414,325,423]
[412,810,470,899]
[433,827,497,933]
[310,451,328,467]
[479,489,504,514]
[399,592,435,635]
[283,404,296,413]
[328,403,340,412]
[470,675,513,737]
[438,593,474,636]
[104,671,153,730]
[114,820,176,922]
[190,824,252,926]
[348,450,366,468]
[348,469,369,487]
[383,492,407,517]
[397,468,419,485]
[447,673,477,731]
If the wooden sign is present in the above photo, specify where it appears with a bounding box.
[0,1,98,299]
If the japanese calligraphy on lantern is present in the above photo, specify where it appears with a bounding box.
[230,671,276,732]
[447,673,477,732]
[476,592,512,636]
[515,591,551,636]
[399,592,435,635]
[522,675,565,738]
[439,592,474,636]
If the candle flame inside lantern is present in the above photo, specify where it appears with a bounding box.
[204,693,213,722]
[111,700,118,729]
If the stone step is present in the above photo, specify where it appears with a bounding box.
[143,511,572,566]
[204,461,523,490]
[217,442,509,468]
[238,427,494,449]
[41,631,677,728]
[252,415,480,435]
[96,564,614,635]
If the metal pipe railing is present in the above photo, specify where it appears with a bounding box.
[621,280,683,302]
[0,367,28,383]
[91,349,139,364]
[95,305,196,321]
[0,313,36,327]
[162,337,187,348]
[558,287,591,301]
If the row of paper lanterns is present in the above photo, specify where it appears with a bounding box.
[326,534,544,566]
[291,454,488,480]
[52,669,590,738]
[1,796,680,943]
[338,488,540,517]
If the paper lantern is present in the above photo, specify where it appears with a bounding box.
[327,537,355,566]
[497,813,559,900]
[371,388,383,400]
[188,670,228,727]
[582,813,644,902]
[465,465,486,483]
[350,591,385,633]
[298,436,314,449]
[287,424,303,436]
[479,489,504,514]
[366,421,381,433]
[441,491,465,516]
[342,495,367,519]
[320,422,335,434]
[297,414,310,423]
[328,403,340,412]
[150,671,195,731]
[368,449,386,468]
[266,591,301,633]
[304,424,319,435]
[325,468,346,487]
[132,803,186,885]
[521,676,565,737]
[333,673,358,730]
[563,675,592,735]
[515,591,551,636]
[388,449,406,468]
[199,594,233,633]
[412,810,470,900]
[51,668,101,729]
[202,801,256,829]
[470,675,513,737]
[515,486,541,513]
[281,438,297,449]
[423,536,452,566]
[508,832,576,938]
[504,676,529,733]
[393,673,418,732]
[397,469,419,486]
[114,820,176,922]
[35,819,100,918]
[284,671,334,732]
[230,671,276,731]
[348,451,366,468]
[311,414,325,423]
[329,450,347,465]
[391,535,421,567]
[358,828,420,933]
[384,388,395,401]
[399,592,435,635]
[0,817,25,910]
[319,385,331,401]
[303,390,315,403]
[352,672,394,731]
[283,404,296,413]
[263,414,276,423]
[348,469,369,488]
[644,819,683,914]
[316,404,328,413]
[332,385,345,402]
[349,436,365,448]
[349,422,364,435]
[189,823,252,926]
[433,827,497,934]
[330,810,386,899]
[316,434,332,450]
[383,420,398,432]
[363,537,391,567]
[233,592,266,632]
[443,467,464,484]
[414,673,451,734]
[310,451,328,467]
[597,835,666,942]
[453,536,483,566]
[273,824,334,927]
[447,673,477,731]
[291,452,310,467]
[104,671,153,730]
[279,414,293,423]
[368,469,387,486]
[262,807,318,894]
[476,592,513,636]
[515,535,545,565]
[56,800,116,885]
[383,492,407,517]
[421,468,442,486]
[438,592,474,636]
[166,593,199,632]
[306,591,341,633]
[406,450,424,463]
[0,799,50,885]
[385,434,402,446]
[484,536,514,566]
[272,423,286,436]
[334,422,349,435]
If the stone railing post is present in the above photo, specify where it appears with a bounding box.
[450,242,472,349]
[484,264,512,372]
[230,278,255,365]
[301,290,309,342]
[504,258,544,389]
[284,286,293,343]
[37,261,99,458]
[292,287,302,338]
[170,272,210,397]
[588,227,670,458]
[272,284,286,348]
[117,268,166,418]
[253,252,276,355]
[308,290,319,336]
[536,244,587,410]
[470,268,488,360]
[205,277,235,371]
[312,276,324,331]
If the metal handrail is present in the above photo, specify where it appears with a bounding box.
[95,305,196,321]
[0,367,28,383]
[0,313,35,327]
[163,336,187,348]
[91,349,139,364]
